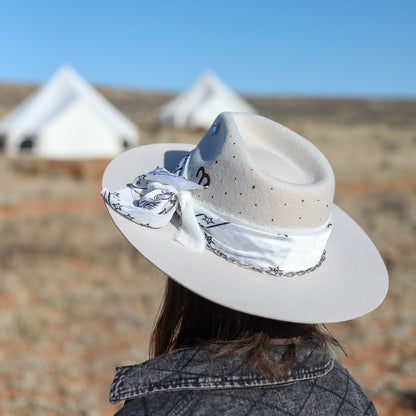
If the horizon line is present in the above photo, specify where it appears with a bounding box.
[0,79,414,102]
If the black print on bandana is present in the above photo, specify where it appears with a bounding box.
[196,167,210,186]
[204,232,213,245]
[173,153,190,175]
[202,215,214,225]
[138,192,174,210]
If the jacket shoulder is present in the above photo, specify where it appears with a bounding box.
[114,365,378,416]
[315,361,377,415]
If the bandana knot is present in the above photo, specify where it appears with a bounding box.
[101,166,207,250]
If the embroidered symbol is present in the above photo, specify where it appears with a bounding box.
[268,266,280,274]
[209,121,220,136]
[125,213,135,220]
[196,167,210,186]
[112,203,122,211]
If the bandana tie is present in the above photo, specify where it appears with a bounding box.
[101,166,207,250]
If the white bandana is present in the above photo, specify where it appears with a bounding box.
[101,157,333,276]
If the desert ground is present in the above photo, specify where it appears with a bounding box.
[0,84,415,415]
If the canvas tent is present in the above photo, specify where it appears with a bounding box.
[0,66,139,159]
[159,71,255,130]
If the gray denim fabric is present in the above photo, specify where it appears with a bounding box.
[110,343,377,415]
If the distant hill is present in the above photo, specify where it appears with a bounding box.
[1,83,415,135]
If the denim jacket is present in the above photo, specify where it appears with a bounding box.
[110,343,377,415]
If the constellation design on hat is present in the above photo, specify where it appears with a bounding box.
[209,120,221,136]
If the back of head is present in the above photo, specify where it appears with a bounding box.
[150,277,340,377]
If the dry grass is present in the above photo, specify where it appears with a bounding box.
[0,85,415,415]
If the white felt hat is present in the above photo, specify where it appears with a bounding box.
[101,112,388,323]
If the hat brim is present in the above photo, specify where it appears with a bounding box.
[102,144,388,323]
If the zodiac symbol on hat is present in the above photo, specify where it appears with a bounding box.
[196,167,210,186]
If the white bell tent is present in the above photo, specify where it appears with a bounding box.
[0,66,139,159]
[159,71,255,130]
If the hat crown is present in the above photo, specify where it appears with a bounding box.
[186,112,335,230]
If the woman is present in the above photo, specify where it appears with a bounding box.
[102,112,388,415]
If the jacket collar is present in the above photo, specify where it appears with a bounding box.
[110,343,334,404]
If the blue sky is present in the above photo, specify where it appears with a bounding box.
[1,0,415,98]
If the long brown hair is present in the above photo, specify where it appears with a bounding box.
[150,277,341,378]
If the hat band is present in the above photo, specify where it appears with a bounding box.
[191,203,332,275]
[101,165,332,276]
